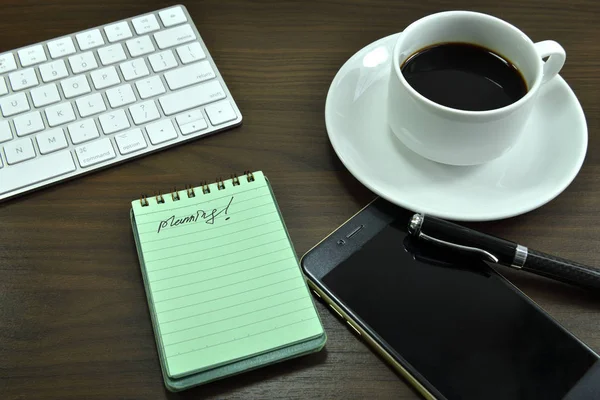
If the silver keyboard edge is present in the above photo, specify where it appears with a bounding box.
[0,4,243,202]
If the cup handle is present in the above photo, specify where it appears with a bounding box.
[534,40,566,84]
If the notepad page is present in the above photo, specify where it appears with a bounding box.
[131,172,323,379]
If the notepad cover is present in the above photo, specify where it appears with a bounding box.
[130,172,326,391]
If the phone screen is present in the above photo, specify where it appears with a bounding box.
[320,219,597,400]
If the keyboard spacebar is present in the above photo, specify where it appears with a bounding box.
[159,80,226,116]
[0,151,76,194]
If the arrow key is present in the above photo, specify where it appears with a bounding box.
[146,119,177,145]
[205,101,236,126]
[180,118,207,135]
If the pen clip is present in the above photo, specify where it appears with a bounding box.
[403,236,492,277]
[408,213,499,264]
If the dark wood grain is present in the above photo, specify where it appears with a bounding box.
[1,0,599,399]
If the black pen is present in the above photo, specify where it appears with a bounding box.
[407,213,600,291]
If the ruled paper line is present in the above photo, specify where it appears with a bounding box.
[154,267,297,304]
[147,237,289,272]
[160,286,305,325]
[135,183,266,217]
[149,247,292,283]
[157,276,300,314]
[167,316,318,359]
[153,256,296,293]
[164,304,313,344]
[144,220,281,254]
[145,229,285,264]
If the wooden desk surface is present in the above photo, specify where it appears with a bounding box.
[1,0,599,399]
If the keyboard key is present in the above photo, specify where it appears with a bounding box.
[135,76,166,99]
[18,45,47,67]
[0,77,8,96]
[179,119,207,135]
[39,60,69,82]
[115,128,147,155]
[175,109,203,126]
[31,84,61,107]
[176,42,206,64]
[36,128,68,154]
[0,92,30,117]
[76,29,105,51]
[47,36,76,59]
[75,138,116,167]
[154,24,196,49]
[0,7,241,201]
[119,58,149,81]
[0,150,76,194]
[90,66,121,90]
[104,21,133,43]
[97,43,127,66]
[0,52,17,74]
[105,84,136,108]
[45,102,76,127]
[76,93,107,117]
[61,75,91,98]
[0,120,13,143]
[146,119,177,145]
[68,118,100,144]
[205,101,237,126]
[4,137,35,164]
[68,51,98,74]
[126,35,155,57]
[99,109,130,134]
[132,14,160,35]
[159,6,187,27]
[14,111,45,137]
[9,68,38,91]
[164,61,215,90]
[159,80,225,116]
[148,50,178,72]
[129,100,160,125]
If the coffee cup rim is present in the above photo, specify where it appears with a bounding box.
[392,11,544,117]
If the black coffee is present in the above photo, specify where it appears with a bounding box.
[400,43,527,111]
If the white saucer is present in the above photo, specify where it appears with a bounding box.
[325,33,588,221]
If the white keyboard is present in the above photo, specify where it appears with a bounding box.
[0,4,242,201]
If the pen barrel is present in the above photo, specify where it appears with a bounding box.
[421,216,517,264]
[524,250,600,291]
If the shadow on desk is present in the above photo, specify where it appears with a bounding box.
[166,349,329,398]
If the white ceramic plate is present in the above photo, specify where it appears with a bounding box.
[325,33,588,221]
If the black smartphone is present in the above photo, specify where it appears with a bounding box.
[300,197,600,400]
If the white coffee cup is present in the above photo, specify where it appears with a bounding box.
[387,11,566,165]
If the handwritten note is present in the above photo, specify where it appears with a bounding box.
[131,172,323,379]
[156,196,233,233]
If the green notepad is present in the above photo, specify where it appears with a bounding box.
[130,171,326,391]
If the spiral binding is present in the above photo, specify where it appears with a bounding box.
[185,184,195,198]
[231,173,240,186]
[140,171,256,207]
